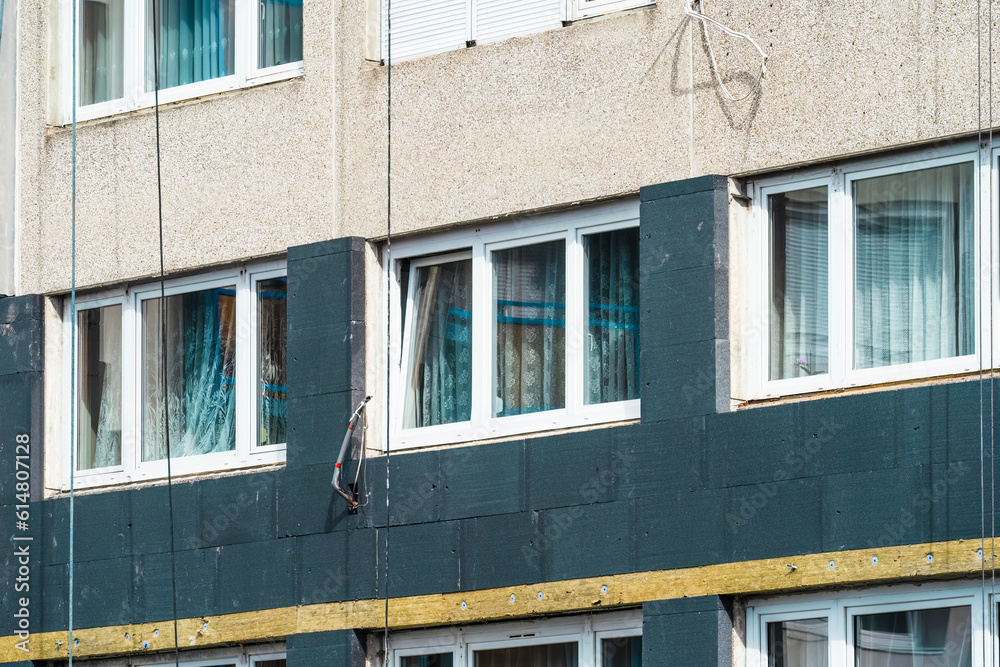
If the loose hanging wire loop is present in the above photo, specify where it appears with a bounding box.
[684,0,767,102]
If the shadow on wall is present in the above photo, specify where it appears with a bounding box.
[645,14,763,132]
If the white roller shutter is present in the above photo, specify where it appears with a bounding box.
[475,0,562,45]
[382,0,469,63]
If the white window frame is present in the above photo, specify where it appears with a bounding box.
[128,645,285,667]
[388,610,642,667]
[61,260,287,491]
[387,199,641,451]
[746,581,987,667]
[746,141,987,400]
[54,0,304,124]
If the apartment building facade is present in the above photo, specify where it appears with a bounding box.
[0,0,997,665]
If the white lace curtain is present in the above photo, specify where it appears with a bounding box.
[493,241,566,417]
[854,163,974,369]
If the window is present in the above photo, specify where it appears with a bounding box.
[379,0,652,63]
[747,583,982,667]
[57,0,303,122]
[746,147,986,400]
[389,200,640,450]
[388,611,641,667]
[66,262,286,489]
[121,647,285,667]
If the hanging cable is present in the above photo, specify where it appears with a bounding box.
[977,0,994,663]
[383,0,393,661]
[684,0,767,102]
[68,0,78,660]
[988,0,996,656]
[150,2,182,665]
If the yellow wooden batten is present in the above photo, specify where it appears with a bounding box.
[1,538,995,663]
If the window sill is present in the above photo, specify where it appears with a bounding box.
[733,369,989,411]
[46,457,286,499]
[51,65,304,128]
[390,415,641,454]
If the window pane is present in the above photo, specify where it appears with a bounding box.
[259,0,303,67]
[145,0,235,92]
[585,228,639,404]
[403,259,473,428]
[494,241,566,417]
[258,277,287,446]
[854,162,974,369]
[476,642,578,667]
[78,305,122,470]
[255,661,287,667]
[767,618,827,667]
[601,636,641,667]
[80,0,124,106]
[855,606,971,667]
[769,186,828,380]
[142,287,237,461]
[402,654,453,667]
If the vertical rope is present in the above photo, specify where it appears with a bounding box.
[978,0,989,659]
[988,0,996,655]
[68,0,78,661]
[383,0,392,662]
[151,3,182,664]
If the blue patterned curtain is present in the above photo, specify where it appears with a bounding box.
[143,288,237,461]
[585,228,640,404]
[148,0,234,90]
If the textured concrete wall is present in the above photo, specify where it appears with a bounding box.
[16,0,337,295]
[16,0,989,294]
[335,0,986,241]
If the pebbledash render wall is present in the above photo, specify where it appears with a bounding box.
[11,0,992,294]
[0,177,996,666]
[13,0,339,296]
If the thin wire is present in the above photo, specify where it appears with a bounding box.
[151,3,182,665]
[978,0,991,660]
[684,0,766,102]
[384,0,393,660]
[989,0,996,654]
[68,0,77,660]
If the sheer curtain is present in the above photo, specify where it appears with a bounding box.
[143,288,237,461]
[769,186,829,380]
[494,241,566,418]
[403,260,473,428]
[855,607,971,667]
[81,0,123,105]
[79,305,122,470]
[475,643,578,667]
[854,163,974,369]
[585,228,640,404]
[768,619,828,667]
[146,0,234,91]
[259,0,303,68]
